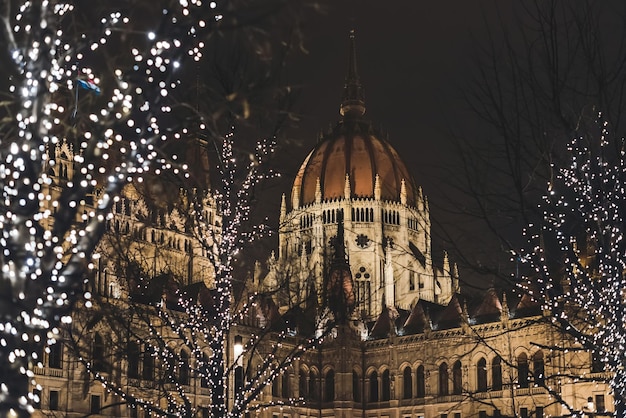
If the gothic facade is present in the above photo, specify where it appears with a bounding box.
[29,33,614,418]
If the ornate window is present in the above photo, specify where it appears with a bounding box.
[416,365,426,398]
[403,366,412,399]
[452,361,462,395]
[355,267,371,316]
[356,233,370,248]
[282,372,290,398]
[179,350,190,385]
[127,341,140,379]
[142,346,155,381]
[48,342,62,369]
[369,370,379,402]
[299,367,308,398]
[476,358,487,392]
[492,357,502,390]
[532,351,545,386]
[517,353,529,388]
[591,350,605,373]
[235,366,244,391]
[309,369,319,401]
[93,333,105,372]
[353,370,361,402]
[381,369,391,401]
[272,375,280,397]
[439,363,449,396]
[324,370,335,402]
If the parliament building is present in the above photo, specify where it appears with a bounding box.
[30,32,613,418]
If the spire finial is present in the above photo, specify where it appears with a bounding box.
[340,29,366,117]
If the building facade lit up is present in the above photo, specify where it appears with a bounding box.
[30,32,613,418]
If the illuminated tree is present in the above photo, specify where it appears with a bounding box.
[520,114,626,416]
[439,1,626,415]
[0,1,317,417]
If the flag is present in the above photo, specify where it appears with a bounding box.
[76,79,101,95]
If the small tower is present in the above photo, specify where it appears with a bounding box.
[324,211,355,323]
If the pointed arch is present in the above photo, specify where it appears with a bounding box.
[517,352,529,388]
[403,365,412,399]
[438,362,448,396]
[416,364,426,398]
[477,357,487,392]
[532,350,545,386]
[369,370,379,402]
[452,360,462,395]
[324,369,335,402]
[492,356,502,391]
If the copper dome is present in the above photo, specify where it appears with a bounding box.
[290,30,418,209]
[291,118,418,208]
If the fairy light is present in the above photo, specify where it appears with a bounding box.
[519,113,626,415]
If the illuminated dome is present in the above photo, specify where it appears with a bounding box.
[291,120,418,208]
[290,30,418,208]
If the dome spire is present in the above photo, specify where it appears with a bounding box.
[340,29,366,117]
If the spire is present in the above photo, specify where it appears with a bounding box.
[315,177,322,203]
[340,29,366,117]
[280,193,286,221]
[374,174,381,200]
[325,211,355,323]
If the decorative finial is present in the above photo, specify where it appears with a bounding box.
[340,29,366,117]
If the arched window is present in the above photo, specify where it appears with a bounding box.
[492,357,502,390]
[438,363,449,396]
[142,346,155,380]
[416,365,426,398]
[452,361,462,395]
[272,376,280,397]
[591,350,605,373]
[369,371,379,402]
[381,369,391,401]
[477,358,487,392]
[199,353,209,388]
[403,366,412,399]
[179,350,190,385]
[353,370,361,402]
[299,368,308,399]
[517,353,529,388]
[533,351,545,386]
[235,366,244,391]
[282,372,290,398]
[127,341,140,379]
[48,342,62,369]
[324,370,335,402]
[309,370,318,401]
[93,333,105,372]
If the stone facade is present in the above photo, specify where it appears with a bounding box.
[30,34,614,418]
